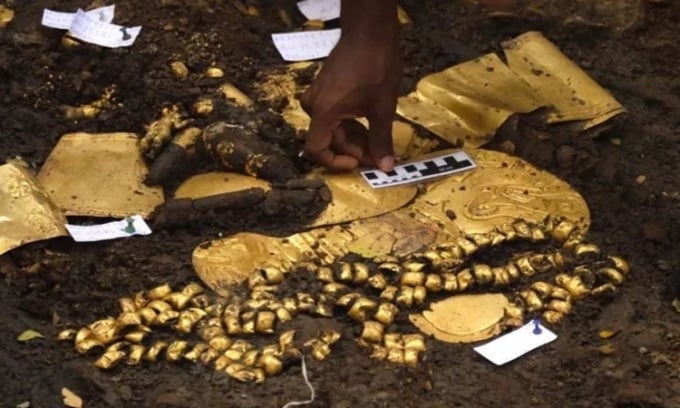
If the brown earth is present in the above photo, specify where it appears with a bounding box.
[1,0,680,407]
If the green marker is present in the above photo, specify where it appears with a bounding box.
[123,217,136,233]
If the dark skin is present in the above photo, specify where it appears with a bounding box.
[301,0,401,172]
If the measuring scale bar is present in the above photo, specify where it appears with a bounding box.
[361,151,476,188]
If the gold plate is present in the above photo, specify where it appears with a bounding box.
[37,133,164,218]
[409,294,509,343]
[397,31,625,147]
[308,169,418,228]
[192,149,590,293]
[174,172,271,199]
[0,163,68,256]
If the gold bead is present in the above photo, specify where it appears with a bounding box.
[401,271,425,287]
[275,307,294,323]
[547,299,572,315]
[170,61,189,80]
[184,343,209,362]
[317,266,335,283]
[608,256,630,275]
[57,329,76,341]
[200,348,221,365]
[368,274,387,290]
[472,264,493,285]
[353,263,371,284]
[403,348,420,367]
[148,283,173,300]
[127,344,145,365]
[322,282,349,295]
[377,262,402,274]
[596,268,625,285]
[145,341,168,362]
[395,286,414,307]
[164,293,192,310]
[442,273,459,292]
[348,297,378,322]
[181,282,204,298]
[386,348,404,364]
[491,267,512,286]
[555,274,590,299]
[337,293,361,307]
[88,318,119,344]
[402,334,426,351]
[374,303,399,325]
[412,286,427,304]
[118,297,137,313]
[205,67,225,78]
[530,281,554,299]
[75,338,104,355]
[519,289,543,312]
[147,300,173,313]
[551,219,577,243]
[94,350,125,369]
[370,345,388,360]
[425,274,443,292]
[124,330,148,344]
[361,321,385,343]
[242,349,261,367]
[380,285,399,301]
[591,283,617,298]
[255,311,277,334]
[259,353,283,376]
[457,269,475,291]
[154,310,180,326]
[542,310,564,324]
[209,335,233,352]
[166,340,189,361]
[455,237,478,256]
[573,243,601,257]
[338,262,353,282]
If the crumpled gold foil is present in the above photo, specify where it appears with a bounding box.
[37,133,165,218]
[192,148,589,293]
[0,163,68,256]
[409,294,509,343]
[397,31,625,147]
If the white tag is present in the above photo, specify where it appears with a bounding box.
[271,29,341,61]
[473,320,557,365]
[65,215,152,242]
[297,0,341,21]
[361,151,477,189]
[69,9,141,48]
[41,5,115,30]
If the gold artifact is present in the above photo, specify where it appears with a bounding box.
[0,5,14,28]
[60,85,118,120]
[169,61,189,80]
[205,67,225,78]
[219,83,255,109]
[59,219,629,380]
[192,148,588,293]
[410,294,509,343]
[37,132,164,218]
[396,31,625,147]
[192,97,214,116]
[0,163,68,256]
[138,105,192,158]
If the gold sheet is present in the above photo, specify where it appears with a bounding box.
[396,31,625,147]
[37,133,165,219]
[0,163,68,256]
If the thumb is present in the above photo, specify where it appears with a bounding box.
[367,115,395,172]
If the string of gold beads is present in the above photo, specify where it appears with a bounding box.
[58,216,629,382]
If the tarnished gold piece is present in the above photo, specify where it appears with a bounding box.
[37,133,164,218]
[0,5,14,27]
[410,294,509,343]
[193,97,214,116]
[60,86,117,120]
[0,163,68,256]
[170,61,189,80]
[219,82,254,109]
[139,105,192,157]
[397,31,625,147]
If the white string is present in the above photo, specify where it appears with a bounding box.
[282,356,316,408]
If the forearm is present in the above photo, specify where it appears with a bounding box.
[340,0,399,43]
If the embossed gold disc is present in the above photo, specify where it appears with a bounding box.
[0,163,68,256]
[192,148,590,293]
[37,133,165,218]
[409,294,509,343]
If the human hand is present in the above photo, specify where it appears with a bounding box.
[300,0,401,172]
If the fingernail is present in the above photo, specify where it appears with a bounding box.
[378,156,395,172]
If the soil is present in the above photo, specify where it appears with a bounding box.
[1,1,680,407]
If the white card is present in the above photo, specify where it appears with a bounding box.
[297,0,341,21]
[69,9,142,48]
[474,320,557,365]
[271,29,341,61]
[41,5,115,30]
[65,215,152,242]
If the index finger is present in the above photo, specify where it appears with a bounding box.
[305,116,360,171]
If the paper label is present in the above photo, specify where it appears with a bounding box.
[69,9,141,48]
[297,0,341,21]
[473,320,557,365]
[65,215,152,242]
[271,29,341,61]
[41,5,115,30]
[361,151,476,188]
